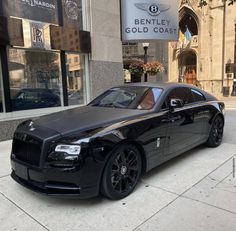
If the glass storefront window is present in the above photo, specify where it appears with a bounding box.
[8,48,63,111]
[0,58,3,112]
[66,53,86,106]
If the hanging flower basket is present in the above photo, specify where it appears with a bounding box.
[143,61,165,75]
[129,61,144,76]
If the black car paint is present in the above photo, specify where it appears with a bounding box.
[10,83,225,198]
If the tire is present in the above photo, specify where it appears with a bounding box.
[101,144,142,200]
[206,115,224,147]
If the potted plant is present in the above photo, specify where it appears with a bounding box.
[143,61,165,75]
[129,61,144,82]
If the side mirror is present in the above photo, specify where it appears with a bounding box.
[170,98,184,110]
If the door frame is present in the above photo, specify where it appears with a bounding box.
[0,46,11,112]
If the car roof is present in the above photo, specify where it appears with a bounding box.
[117,82,217,101]
[119,82,196,90]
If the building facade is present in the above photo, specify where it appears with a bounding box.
[122,0,236,97]
[168,0,236,96]
[123,42,169,83]
[0,0,123,140]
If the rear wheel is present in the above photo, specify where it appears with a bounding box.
[101,144,142,200]
[206,115,224,147]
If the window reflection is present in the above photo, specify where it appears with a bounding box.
[8,49,62,111]
[138,88,162,110]
[66,53,86,106]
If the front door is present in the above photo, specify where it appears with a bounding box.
[163,87,204,157]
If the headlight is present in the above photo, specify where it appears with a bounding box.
[55,144,81,155]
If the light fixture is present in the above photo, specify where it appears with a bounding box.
[142,43,149,82]
[142,43,150,48]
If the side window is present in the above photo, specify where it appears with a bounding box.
[191,89,205,102]
[162,87,194,108]
[138,88,162,110]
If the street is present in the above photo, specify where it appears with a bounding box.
[0,109,236,231]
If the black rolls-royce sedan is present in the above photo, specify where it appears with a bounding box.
[11,83,225,200]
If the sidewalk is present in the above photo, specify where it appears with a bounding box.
[0,111,236,231]
[219,96,236,109]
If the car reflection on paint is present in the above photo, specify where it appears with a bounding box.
[10,83,225,199]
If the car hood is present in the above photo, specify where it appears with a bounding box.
[34,106,147,136]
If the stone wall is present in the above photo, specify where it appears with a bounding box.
[168,0,236,96]
[86,0,124,98]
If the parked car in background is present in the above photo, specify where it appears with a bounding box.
[12,88,61,111]
[11,83,225,199]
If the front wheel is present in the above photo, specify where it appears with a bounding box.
[206,115,224,147]
[101,144,142,200]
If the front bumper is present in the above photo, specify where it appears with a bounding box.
[11,159,101,199]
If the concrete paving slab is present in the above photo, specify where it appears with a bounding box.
[0,111,235,231]
[183,155,236,214]
[135,197,236,231]
[0,140,12,177]
[220,97,236,110]
[207,155,235,183]
[223,110,236,145]
[0,193,46,231]
[0,176,177,231]
[141,143,236,195]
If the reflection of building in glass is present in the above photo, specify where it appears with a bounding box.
[66,53,85,106]
[8,49,63,109]
[51,28,80,51]
[8,49,61,90]
[66,54,81,90]
[8,49,25,94]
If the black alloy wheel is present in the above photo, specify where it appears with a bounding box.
[206,115,224,147]
[101,144,142,200]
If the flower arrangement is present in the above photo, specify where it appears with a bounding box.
[129,60,164,76]
[129,61,144,76]
[143,61,165,75]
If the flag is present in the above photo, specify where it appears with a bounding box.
[184,27,192,46]
[177,30,185,49]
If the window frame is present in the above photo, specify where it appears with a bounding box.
[190,88,206,103]
[160,87,205,111]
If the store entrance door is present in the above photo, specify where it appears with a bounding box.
[184,66,197,85]
[178,51,197,86]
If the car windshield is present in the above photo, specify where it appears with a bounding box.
[89,86,163,110]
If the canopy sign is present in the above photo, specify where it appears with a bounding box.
[121,0,178,41]
[2,0,59,24]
